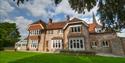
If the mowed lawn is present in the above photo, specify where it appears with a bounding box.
[0,51,125,63]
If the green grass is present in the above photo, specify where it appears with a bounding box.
[0,51,125,63]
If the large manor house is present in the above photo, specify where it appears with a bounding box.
[15,14,125,55]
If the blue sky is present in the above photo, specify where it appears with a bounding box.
[0,0,124,38]
[0,0,99,22]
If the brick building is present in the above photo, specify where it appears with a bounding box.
[15,15,125,55]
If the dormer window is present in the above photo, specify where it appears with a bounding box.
[70,26,81,32]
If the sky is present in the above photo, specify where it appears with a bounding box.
[0,0,125,38]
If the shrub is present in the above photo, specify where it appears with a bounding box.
[60,49,96,55]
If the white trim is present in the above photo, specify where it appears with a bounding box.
[51,39,62,49]
[69,25,81,27]
[68,37,85,51]
[29,24,44,29]
[63,21,88,29]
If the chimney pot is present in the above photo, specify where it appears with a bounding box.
[66,15,70,20]
[49,18,52,23]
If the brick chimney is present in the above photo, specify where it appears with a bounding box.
[49,18,52,24]
[66,15,70,20]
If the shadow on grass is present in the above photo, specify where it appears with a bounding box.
[8,54,125,63]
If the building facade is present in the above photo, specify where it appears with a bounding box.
[15,16,125,55]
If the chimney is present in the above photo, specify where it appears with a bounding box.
[66,15,70,20]
[49,18,52,24]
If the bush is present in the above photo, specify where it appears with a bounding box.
[0,47,4,51]
[60,49,96,55]
[0,40,4,51]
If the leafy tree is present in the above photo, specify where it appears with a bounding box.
[14,0,125,31]
[0,22,20,50]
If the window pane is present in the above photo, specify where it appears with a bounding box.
[75,27,77,32]
[73,40,76,48]
[78,26,80,32]
[59,42,60,48]
[71,27,73,32]
[80,40,83,48]
[106,41,108,46]
[77,42,79,48]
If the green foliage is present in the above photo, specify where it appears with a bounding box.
[0,22,20,48]
[0,51,125,63]
[14,0,125,30]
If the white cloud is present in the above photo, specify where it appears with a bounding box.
[0,0,15,16]
[13,0,99,23]
[117,33,125,37]
[54,0,76,15]
[53,0,99,23]
[21,0,54,17]
[15,16,33,38]
[3,16,33,38]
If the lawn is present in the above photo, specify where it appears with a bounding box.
[0,51,125,63]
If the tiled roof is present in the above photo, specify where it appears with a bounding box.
[88,23,96,33]
[88,23,102,33]
[29,24,43,30]
[47,21,66,30]
[29,20,46,30]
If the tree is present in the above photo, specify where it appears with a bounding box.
[14,0,125,31]
[0,22,20,50]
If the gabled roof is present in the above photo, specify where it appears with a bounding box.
[69,18,83,22]
[29,24,43,30]
[63,18,88,29]
[47,21,66,30]
[28,20,46,30]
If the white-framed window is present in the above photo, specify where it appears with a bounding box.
[48,30,53,34]
[91,41,97,47]
[58,29,63,34]
[31,40,38,48]
[95,28,102,33]
[70,26,81,32]
[52,39,62,49]
[30,29,41,35]
[102,41,109,47]
[69,38,84,50]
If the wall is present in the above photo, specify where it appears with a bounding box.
[111,37,125,55]
[89,33,116,53]
[45,29,63,52]
[64,23,90,50]
[90,33,125,55]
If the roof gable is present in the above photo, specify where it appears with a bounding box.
[69,18,82,22]
[29,20,47,30]
[63,18,88,29]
